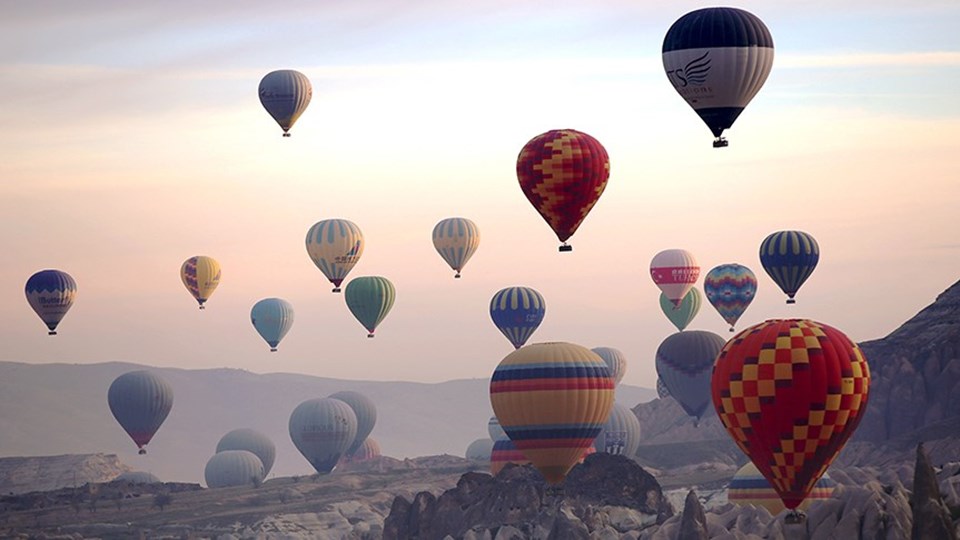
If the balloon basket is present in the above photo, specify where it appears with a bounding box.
[712,138,729,148]
[332,287,341,293]
[545,485,565,498]
[367,334,375,338]
[270,348,278,352]
[454,273,461,279]
[786,298,796,305]
[282,133,291,138]
[48,331,57,336]
[138,449,146,455]
[199,305,205,310]
[784,510,806,525]
[729,327,735,333]
[559,244,572,252]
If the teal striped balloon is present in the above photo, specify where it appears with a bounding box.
[344,276,396,338]
[658,288,702,332]
[759,230,819,304]
[250,298,295,352]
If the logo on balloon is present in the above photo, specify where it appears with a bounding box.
[666,52,713,94]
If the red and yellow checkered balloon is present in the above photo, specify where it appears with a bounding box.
[517,130,609,250]
[711,319,870,510]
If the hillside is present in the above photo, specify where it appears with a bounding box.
[0,361,654,484]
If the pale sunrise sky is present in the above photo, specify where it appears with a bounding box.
[1,1,958,388]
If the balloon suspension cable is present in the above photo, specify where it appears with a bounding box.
[48,331,57,336]
[712,137,729,148]
[786,298,796,305]
[559,243,572,252]
[332,287,341,293]
[785,510,806,525]
[138,449,146,455]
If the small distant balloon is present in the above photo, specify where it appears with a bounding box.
[250,298,294,352]
[305,219,364,293]
[655,331,726,422]
[216,428,276,477]
[204,450,264,489]
[432,217,480,278]
[658,288,702,332]
[329,390,377,456]
[25,269,76,335]
[590,347,627,385]
[592,403,641,457]
[180,256,221,310]
[489,286,545,349]
[517,129,610,252]
[650,249,700,307]
[259,69,312,137]
[759,231,819,304]
[704,264,757,331]
[466,438,495,461]
[344,276,396,338]
[288,398,357,475]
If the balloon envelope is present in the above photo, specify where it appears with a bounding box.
[250,298,295,352]
[590,347,627,386]
[107,371,174,454]
[655,331,726,421]
[662,7,774,146]
[656,378,671,400]
[759,231,819,304]
[488,416,507,442]
[180,256,221,309]
[491,439,594,476]
[658,288,702,332]
[329,390,377,455]
[593,402,641,457]
[712,319,870,510]
[650,249,700,307]
[344,276,396,337]
[216,428,276,477]
[305,219,364,292]
[340,437,382,464]
[259,69,312,136]
[289,398,358,475]
[729,462,836,515]
[704,264,758,331]
[204,450,264,489]
[490,342,614,484]
[25,269,77,335]
[432,217,480,278]
[466,438,495,461]
[516,129,610,250]
[489,286,545,349]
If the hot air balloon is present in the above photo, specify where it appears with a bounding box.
[650,249,700,307]
[204,450,265,488]
[655,330,726,422]
[659,288,702,332]
[25,269,76,335]
[759,231,819,304]
[656,378,671,399]
[489,286,545,349]
[344,276,396,338]
[593,402,641,456]
[490,342,614,484]
[466,438,495,461]
[517,129,610,252]
[662,7,774,148]
[259,69,312,137]
[729,462,836,515]
[107,371,174,455]
[590,347,627,385]
[712,319,870,517]
[704,264,758,331]
[340,437,381,465]
[491,439,595,476]
[289,398,358,475]
[488,416,507,442]
[114,471,162,484]
[329,390,377,456]
[250,298,294,352]
[432,217,480,278]
[216,428,276,477]
[305,219,364,293]
[180,256,221,310]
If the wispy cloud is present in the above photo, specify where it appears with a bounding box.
[778,51,960,68]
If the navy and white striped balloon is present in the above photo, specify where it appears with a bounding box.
[489,286,545,349]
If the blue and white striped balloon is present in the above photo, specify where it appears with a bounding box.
[432,217,480,278]
[489,287,546,349]
[25,269,77,335]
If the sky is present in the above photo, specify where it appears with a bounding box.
[1,0,958,389]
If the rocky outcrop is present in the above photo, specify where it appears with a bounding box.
[383,454,672,539]
[0,453,131,495]
[910,444,957,540]
[678,490,707,540]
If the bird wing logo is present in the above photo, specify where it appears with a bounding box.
[683,52,711,86]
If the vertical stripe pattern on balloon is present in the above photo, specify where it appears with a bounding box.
[489,287,546,349]
[432,217,480,277]
[25,269,77,333]
[759,231,819,303]
[306,219,364,291]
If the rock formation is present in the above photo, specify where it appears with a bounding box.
[0,453,131,495]
[678,490,707,540]
[910,443,957,540]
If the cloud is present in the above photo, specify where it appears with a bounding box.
[778,51,960,69]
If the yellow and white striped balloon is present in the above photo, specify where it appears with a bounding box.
[305,219,364,293]
[180,256,221,310]
[432,217,480,278]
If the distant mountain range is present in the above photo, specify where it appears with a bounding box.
[0,361,655,483]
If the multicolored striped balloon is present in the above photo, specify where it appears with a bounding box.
[344,276,396,338]
[517,129,610,252]
[489,286,545,349]
[25,269,77,335]
[704,264,758,332]
[655,330,726,421]
[490,342,614,484]
[305,219,364,293]
[650,249,700,307]
[729,462,835,515]
[491,438,595,476]
[180,256,220,310]
[712,319,870,510]
[259,69,312,137]
[759,231,819,304]
[590,347,627,385]
[659,288,702,332]
[432,217,480,278]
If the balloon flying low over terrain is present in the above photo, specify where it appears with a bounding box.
[107,370,173,455]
